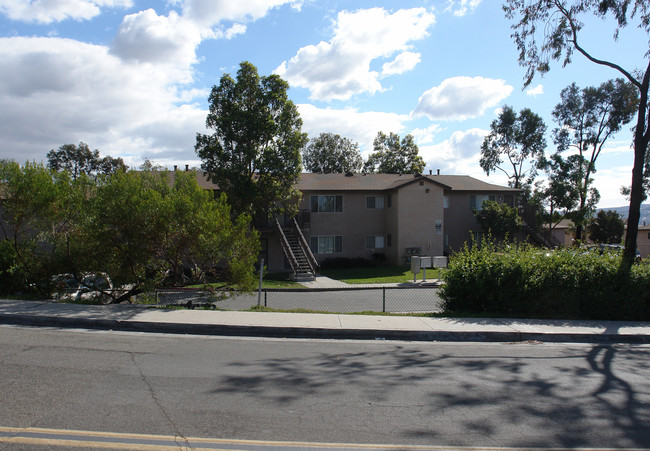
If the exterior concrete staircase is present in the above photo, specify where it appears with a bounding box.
[275,218,318,281]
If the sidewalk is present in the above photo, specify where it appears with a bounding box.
[0,299,649,343]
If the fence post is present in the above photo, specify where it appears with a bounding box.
[257,258,264,306]
[382,287,386,312]
[264,291,267,307]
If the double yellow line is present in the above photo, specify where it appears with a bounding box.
[1,426,638,450]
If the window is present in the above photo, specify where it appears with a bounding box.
[310,195,342,212]
[387,234,392,248]
[366,196,384,209]
[310,236,342,254]
[387,194,392,208]
[443,195,449,208]
[504,194,514,207]
[365,236,384,249]
[470,194,494,211]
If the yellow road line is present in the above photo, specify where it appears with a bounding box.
[0,426,646,450]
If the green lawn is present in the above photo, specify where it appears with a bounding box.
[319,265,441,284]
[186,273,305,290]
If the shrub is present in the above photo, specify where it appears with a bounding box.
[440,238,650,320]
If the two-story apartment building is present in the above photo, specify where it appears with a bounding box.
[260,172,521,273]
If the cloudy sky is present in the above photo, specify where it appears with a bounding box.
[0,0,646,207]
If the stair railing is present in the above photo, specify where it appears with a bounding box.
[292,217,319,274]
[275,217,299,274]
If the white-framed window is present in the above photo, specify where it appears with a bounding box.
[310,195,342,213]
[365,235,384,249]
[443,195,449,208]
[310,236,342,254]
[366,196,385,209]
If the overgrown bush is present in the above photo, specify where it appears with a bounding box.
[440,238,650,320]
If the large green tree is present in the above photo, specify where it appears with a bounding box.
[195,61,307,218]
[85,170,259,299]
[0,161,259,300]
[474,200,523,242]
[504,0,650,270]
[535,153,583,233]
[551,79,638,240]
[590,210,625,244]
[0,160,91,293]
[363,132,425,174]
[303,133,363,173]
[480,105,547,189]
[47,142,128,179]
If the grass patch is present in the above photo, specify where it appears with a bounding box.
[320,265,441,284]
[186,272,305,290]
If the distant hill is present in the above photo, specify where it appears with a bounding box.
[598,204,650,225]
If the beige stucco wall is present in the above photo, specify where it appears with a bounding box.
[443,191,518,253]
[632,227,650,258]
[302,190,389,264]
[443,192,480,253]
[393,181,444,265]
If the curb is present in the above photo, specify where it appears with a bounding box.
[1,314,650,344]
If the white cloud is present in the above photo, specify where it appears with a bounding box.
[410,124,443,146]
[382,51,421,77]
[445,0,482,17]
[276,7,435,101]
[419,128,486,163]
[180,0,303,28]
[0,0,132,24]
[297,104,407,154]
[0,36,205,165]
[110,9,202,76]
[526,84,544,97]
[593,165,633,208]
[412,76,513,121]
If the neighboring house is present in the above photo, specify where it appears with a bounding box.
[544,219,576,248]
[259,172,521,275]
[625,223,650,258]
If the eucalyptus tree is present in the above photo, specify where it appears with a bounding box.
[480,105,547,189]
[551,79,638,240]
[504,0,650,269]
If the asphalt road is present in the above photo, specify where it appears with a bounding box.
[156,287,444,313]
[1,325,649,450]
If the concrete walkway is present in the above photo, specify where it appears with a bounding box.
[297,275,442,289]
[0,299,649,343]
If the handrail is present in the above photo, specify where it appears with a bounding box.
[275,218,299,273]
[293,217,318,274]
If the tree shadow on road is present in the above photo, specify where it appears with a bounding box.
[209,343,650,448]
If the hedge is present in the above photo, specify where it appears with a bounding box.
[440,240,650,320]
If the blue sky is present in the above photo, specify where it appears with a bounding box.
[0,0,646,208]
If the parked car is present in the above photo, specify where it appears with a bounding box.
[51,272,113,303]
[583,244,642,260]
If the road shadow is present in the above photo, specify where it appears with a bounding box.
[210,343,650,448]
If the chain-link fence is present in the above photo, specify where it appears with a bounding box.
[139,286,443,314]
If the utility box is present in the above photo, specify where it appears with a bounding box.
[410,256,421,274]
[433,256,448,268]
[419,256,432,268]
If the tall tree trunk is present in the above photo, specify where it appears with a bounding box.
[622,66,650,271]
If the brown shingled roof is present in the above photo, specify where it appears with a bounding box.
[297,172,520,193]
[162,170,520,193]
